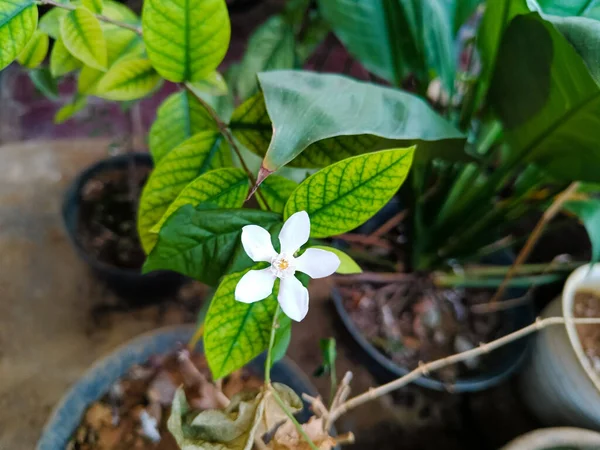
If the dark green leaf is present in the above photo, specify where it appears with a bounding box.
[565,199,600,263]
[28,67,59,100]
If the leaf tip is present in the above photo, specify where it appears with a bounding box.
[247,165,273,200]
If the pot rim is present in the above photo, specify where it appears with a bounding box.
[562,263,600,394]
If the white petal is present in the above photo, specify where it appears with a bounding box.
[279,211,310,255]
[235,268,276,303]
[295,248,341,279]
[241,225,277,262]
[278,276,309,322]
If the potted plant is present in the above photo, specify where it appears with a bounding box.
[501,428,600,450]
[520,263,600,429]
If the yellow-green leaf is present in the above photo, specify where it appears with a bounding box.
[51,37,83,77]
[54,96,87,124]
[39,7,68,39]
[60,7,107,70]
[0,0,38,71]
[138,131,232,253]
[149,90,218,163]
[96,58,161,101]
[78,27,144,95]
[187,71,228,96]
[151,168,249,233]
[17,30,49,69]
[142,0,231,82]
[101,0,138,25]
[256,174,297,214]
[310,245,362,274]
[82,0,103,14]
[284,147,415,238]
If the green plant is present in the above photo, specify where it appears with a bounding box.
[4,0,600,448]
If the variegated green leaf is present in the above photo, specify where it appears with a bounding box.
[142,0,230,82]
[17,30,49,69]
[256,175,297,214]
[95,58,161,100]
[138,131,232,253]
[0,0,38,71]
[149,90,218,163]
[151,168,249,232]
[50,37,83,77]
[60,7,107,70]
[284,147,415,238]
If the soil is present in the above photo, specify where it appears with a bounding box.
[341,281,501,382]
[68,351,263,450]
[77,162,150,269]
[573,290,600,375]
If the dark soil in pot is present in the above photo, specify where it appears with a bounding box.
[63,153,186,303]
[77,161,149,270]
[68,351,262,450]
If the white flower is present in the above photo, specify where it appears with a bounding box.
[234,211,340,322]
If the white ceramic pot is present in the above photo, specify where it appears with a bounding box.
[519,264,600,429]
[500,427,600,450]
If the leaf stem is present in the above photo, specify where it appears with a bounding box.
[182,82,271,209]
[271,388,319,450]
[36,0,143,35]
[264,304,280,385]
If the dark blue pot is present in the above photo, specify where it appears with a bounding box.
[62,153,186,303]
[333,200,535,392]
[37,326,320,450]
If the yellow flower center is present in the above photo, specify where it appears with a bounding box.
[277,259,289,270]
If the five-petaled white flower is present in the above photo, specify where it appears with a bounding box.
[234,211,340,322]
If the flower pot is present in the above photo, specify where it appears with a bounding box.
[62,153,185,303]
[37,325,321,450]
[500,427,600,450]
[519,264,600,429]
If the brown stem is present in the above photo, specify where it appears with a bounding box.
[38,0,143,35]
[333,272,414,284]
[370,210,407,238]
[182,83,271,210]
[334,233,392,249]
[488,182,579,304]
[329,316,600,423]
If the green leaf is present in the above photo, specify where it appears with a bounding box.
[28,67,59,100]
[60,7,107,70]
[149,90,218,163]
[235,15,295,100]
[454,0,483,33]
[229,92,272,159]
[0,0,38,71]
[489,13,600,183]
[256,175,298,214]
[271,313,291,364]
[142,0,230,82]
[78,27,144,95]
[101,0,139,24]
[310,245,361,274]
[538,0,600,18]
[284,147,414,238]
[17,30,49,69]
[151,167,249,233]
[204,268,281,379]
[318,0,421,85]
[82,0,103,14]
[314,337,336,376]
[137,131,232,253]
[144,208,282,286]
[254,71,464,175]
[50,37,83,77]
[95,58,161,101]
[39,7,68,39]
[565,199,600,263]
[187,71,228,96]
[54,96,87,124]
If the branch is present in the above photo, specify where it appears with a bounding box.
[37,0,143,35]
[333,272,414,284]
[183,83,271,209]
[488,182,579,304]
[328,316,600,423]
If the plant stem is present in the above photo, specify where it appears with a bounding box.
[264,304,280,385]
[182,83,271,209]
[329,316,600,423]
[37,0,143,35]
[271,388,319,450]
[488,182,580,304]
